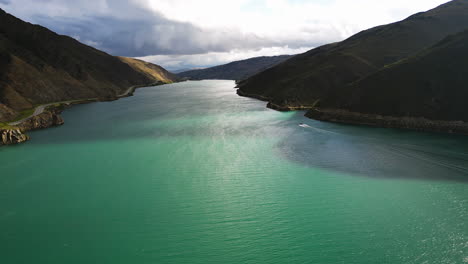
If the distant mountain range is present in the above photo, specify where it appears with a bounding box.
[178,55,293,81]
[0,8,177,123]
[237,0,468,133]
[172,68,205,74]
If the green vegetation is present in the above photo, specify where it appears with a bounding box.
[13,108,34,121]
[45,103,64,111]
[0,122,15,129]
[0,108,35,128]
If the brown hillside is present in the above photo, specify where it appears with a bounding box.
[0,8,175,122]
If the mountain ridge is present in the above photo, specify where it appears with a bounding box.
[331,29,468,122]
[178,55,293,81]
[237,0,468,111]
[0,8,177,123]
[236,0,468,134]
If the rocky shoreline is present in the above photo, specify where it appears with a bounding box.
[236,89,272,103]
[237,89,468,135]
[1,129,29,145]
[0,106,65,145]
[306,108,468,135]
[236,89,315,111]
[266,102,315,111]
[16,107,65,132]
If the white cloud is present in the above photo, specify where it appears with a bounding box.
[136,0,450,70]
[0,0,451,69]
[143,0,450,42]
[138,46,313,71]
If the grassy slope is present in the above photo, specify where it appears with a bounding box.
[237,0,468,108]
[0,9,173,123]
[332,30,468,122]
[118,57,178,84]
[0,8,151,107]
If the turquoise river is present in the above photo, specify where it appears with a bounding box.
[1,80,468,264]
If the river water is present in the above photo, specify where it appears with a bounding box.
[1,80,467,263]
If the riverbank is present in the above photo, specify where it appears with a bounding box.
[236,89,316,111]
[237,89,468,135]
[306,108,468,135]
[0,82,167,146]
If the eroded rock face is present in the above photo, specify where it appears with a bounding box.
[0,128,29,145]
[17,110,64,132]
[1,108,64,146]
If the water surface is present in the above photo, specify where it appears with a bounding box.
[1,80,467,263]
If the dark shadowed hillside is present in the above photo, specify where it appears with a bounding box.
[326,29,468,122]
[178,55,292,81]
[0,8,177,122]
[237,0,468,111]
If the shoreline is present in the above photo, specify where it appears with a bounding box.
[237,88,468,136]
[306,108,468,136]
[236,89,315,111]
[0,82,167,146]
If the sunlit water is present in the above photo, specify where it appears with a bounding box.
[1,80,467,264]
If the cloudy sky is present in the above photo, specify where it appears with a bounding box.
[0,0,450,71]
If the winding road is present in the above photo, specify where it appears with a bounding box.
[118,86,136,97]
[8,85,145,126]
[8,104,54,126]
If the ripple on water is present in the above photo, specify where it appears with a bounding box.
[0,81,467,264]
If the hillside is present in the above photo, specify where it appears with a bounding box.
[323,29,468,122]
[118,57,178,84]
[237,0,468,111]
[0,8,176,123]
[178,55,292,81]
